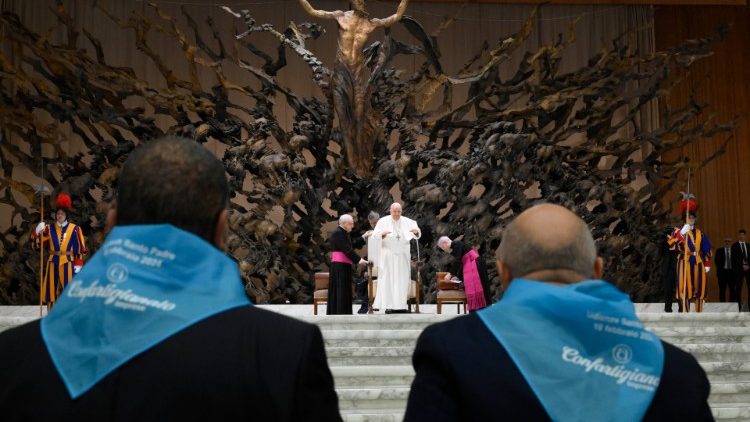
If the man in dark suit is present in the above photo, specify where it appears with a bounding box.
[404,204,711,421]
[715,237,737,304]
[733,229,750,311]
[0,137,341,421]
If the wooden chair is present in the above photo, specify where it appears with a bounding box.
[436,271,467,314]
[313,272,329,315]
[366,265,421,313]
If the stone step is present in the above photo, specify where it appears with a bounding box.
[331,366,415,387]
[342,407,746,422]
[711,403,750,421]
[650,327,750,336]
[710,383,750,404]
[340,408,404,422]
[336,386,409,410]
[0,316,36,333]
[661,335,750,345]
[650,327,750,345]
[328,344,750,368]
[304,312,750,330]
[638,313,750,327]
[301,314,455,331]
[675,343,750,362]
[703,362,750,382]
[320,326,750,348]
[327,347,414,366]
[323,330,421,348]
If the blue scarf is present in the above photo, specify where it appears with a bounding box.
[41,224,251,399]
[478,279,664,422]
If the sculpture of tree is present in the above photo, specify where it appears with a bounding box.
[0,3,734,305]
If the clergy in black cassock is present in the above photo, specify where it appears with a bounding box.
[328,214,365,314]
[438,237,492,308]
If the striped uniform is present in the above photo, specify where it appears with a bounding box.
[32,223,87,307]
[668,227,711,312]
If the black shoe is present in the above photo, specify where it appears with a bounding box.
[384,309,393,314]
[357,304,368,314]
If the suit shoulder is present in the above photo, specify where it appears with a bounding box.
[419,314,489,344]
[662,340,703,370]
[0,320,45,364]
[0,319,41,343]
[214,306,320,335]
[660,340,709,388]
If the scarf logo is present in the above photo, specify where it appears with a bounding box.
[66,280,177,312]
[107,263,129,284]
[612,344,632,364]
[561,345,659,391]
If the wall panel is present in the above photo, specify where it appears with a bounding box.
[655,5,750,302]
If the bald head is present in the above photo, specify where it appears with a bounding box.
[496,204,600,283]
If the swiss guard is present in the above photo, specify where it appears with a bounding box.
[32,193,87,310]
[667,195,711,312]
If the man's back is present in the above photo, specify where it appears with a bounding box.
[404,313,713,422]
[0,306,340,422]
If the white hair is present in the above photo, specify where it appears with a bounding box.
[339,214,353,225]
[437,236,452,247]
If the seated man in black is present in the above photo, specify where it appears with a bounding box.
[0,137,341,421]
[405,204,711,421]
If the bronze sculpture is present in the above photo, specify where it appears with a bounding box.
[298,0,409,176]
[0,3,734,306]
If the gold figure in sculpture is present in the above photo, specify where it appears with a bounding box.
[298,0,409,176]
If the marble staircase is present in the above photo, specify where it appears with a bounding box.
[299,312,750,422]
[1,307,749,421]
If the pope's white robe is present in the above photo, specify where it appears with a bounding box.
[369,216,421,310]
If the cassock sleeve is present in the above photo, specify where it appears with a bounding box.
[330,229,360,263]
[352,232,366,249]
[291,324,343,422]
[449,241,467,277]
[403,324,460,421]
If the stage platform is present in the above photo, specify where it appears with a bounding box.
[0,302,739,318]
[1,304,748,421]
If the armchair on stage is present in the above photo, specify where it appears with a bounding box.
[312,270,420,314]
[313,272,330,315]
[436,271,467,314]
[365,264,421,314]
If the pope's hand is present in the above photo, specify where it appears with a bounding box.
[381,231,390,238]
[680,224,691,236]
[410,228,419,234]
[35,222,46,235]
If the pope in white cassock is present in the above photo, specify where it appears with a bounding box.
[368,203,421,312]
